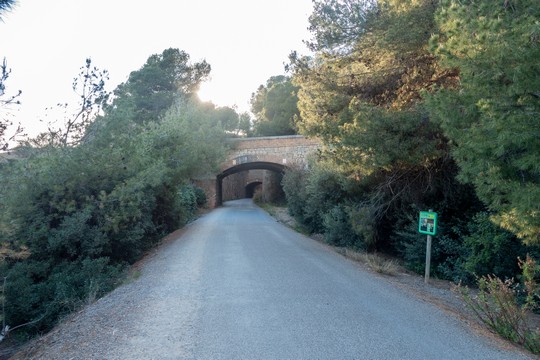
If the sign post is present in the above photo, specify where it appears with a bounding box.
[418,210,437,284]
[425,234,432,283]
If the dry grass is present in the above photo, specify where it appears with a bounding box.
[345,249,400,276]
[260,203,400,276]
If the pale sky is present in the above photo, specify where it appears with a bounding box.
[0,0,313,138]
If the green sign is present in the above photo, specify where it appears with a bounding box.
[418,211,438,235]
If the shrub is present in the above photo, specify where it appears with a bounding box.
[194,185,207,207]
[392,209,538,283]
[3,260,51,333]
[462,212,528,281]
[4,258,122,334]
[283,162,350,234]
[348,204,379,251]
[303,163,348,233]
[392,212,470,281]
[282,167,308,224]
[322,205,359,247]
[175,184,199,225]
[0,70,228,340]
[457,256,540,353]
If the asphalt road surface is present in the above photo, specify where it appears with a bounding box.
[17,199,534,359]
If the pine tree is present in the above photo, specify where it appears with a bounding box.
[250,76,299,136]
[292,0,456,174]
[428,0,540,243]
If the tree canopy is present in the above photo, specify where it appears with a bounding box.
[306,0,376,53]
[428,0,540,244]
[106,48,210,126]
[250,75,299,136]
[285,0,471,255]
[291,0,454,177]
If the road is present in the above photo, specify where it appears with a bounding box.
[16,199,534,359]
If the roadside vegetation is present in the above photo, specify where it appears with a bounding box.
[278,0,540,353]
[0,48,236,340]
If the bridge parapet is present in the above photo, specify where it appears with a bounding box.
[223,135,320,171]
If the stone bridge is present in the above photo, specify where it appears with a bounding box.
[195,135,321,207]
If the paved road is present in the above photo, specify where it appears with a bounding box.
[17,199,534,359]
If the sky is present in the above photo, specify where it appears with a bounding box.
[0,0,314,138]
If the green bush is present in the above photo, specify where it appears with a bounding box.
[0,98,227,338]
[3,260,51,332]
[393,215,429,275]
[282,167,308,224]
[322,205,360,247]
[393,212,470,282]
[303,163,348,233]
[393,210,539,283]
[283,162,350,234]
[4,258,122,333]
[194,185,207,207]
[463,212,530,280]
[348,204,379,251]
[176,184,198,225]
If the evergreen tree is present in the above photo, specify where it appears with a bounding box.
[288,0,474,251]
[306,0,376,54]
[292,0,454,177]
[250,75,299,136]
[428,0,540,244]
[106,48,210,126]
[89,48,211,145]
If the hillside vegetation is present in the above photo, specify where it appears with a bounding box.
[0,49,232,337]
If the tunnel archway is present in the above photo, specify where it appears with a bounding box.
[245,181,263,198]
[216,161,287,206]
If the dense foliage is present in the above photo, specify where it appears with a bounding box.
[427,0,540,244]
[0,49,227,335]
[250,75,299,136]
[283,0,540,284]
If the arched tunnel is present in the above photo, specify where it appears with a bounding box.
[245,181,263,199]
[216,161,286,206]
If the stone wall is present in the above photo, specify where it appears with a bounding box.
[223,135,320,171]
[200,136,321,207]
[222,171,247,201]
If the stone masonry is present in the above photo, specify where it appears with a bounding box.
[196,135,321,208]
[222,135,321,172]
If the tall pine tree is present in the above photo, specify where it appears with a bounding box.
[428,0,540,244]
